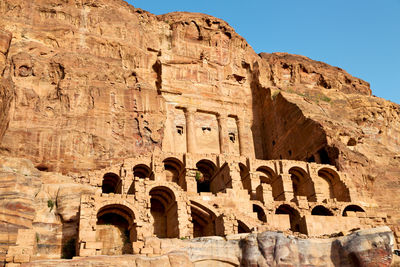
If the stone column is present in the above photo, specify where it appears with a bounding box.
[237,117,247,156]
[185,169,198,194]
[185,107,197,154]
[279,174,295,201]
[217,113,229,154]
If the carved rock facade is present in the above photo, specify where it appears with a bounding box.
[0,0,399,266]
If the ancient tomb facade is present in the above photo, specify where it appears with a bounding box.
[72,151,384,257]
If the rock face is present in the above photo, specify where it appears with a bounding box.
[0,29,13,143]
[21,227,394,267]
[0,0,166,172]
[240,227,393,267]
[0,0,400,265]
[0,156,94,262]
[259,52,371,95]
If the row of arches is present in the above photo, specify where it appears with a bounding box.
[241,164,350,202]
[95,199,365,255]
[95,187,234,255]
[102,159,221,194]
[271,204,365,233]
[101,159,350,204]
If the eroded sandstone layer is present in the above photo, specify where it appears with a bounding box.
[0,0,399,266]
[20,227,394,267]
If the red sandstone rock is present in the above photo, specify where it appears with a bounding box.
[259,52,371,95]
[0,0,399,265]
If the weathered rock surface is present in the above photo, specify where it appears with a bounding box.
[0,0,400,264]
[20,227,394,267]
[0,0,166,173]
[0,157,41,261]
[0,29,13,143]
[22,253,194,267]
[259,52,371,95]
[0,156,94,262]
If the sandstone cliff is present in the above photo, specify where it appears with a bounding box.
[0,156,93,261]
[255,53,400,225]
[0,0,399,265]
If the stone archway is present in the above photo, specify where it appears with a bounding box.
[190,201,221,237]
[163,157,185,186]
[318,168,350,202]
[256,166,280,200]
[275,204,302,233]
[150,186,179,238]
[96,204,136,255]
[289,167,316,201]
[196,159,218,193]
[133,164,153,179]
[311,205,334,216]
[102,173,122,194]
[342,205,365,216]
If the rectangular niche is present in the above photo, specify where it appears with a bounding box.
[195,112,220,154]
[171,108,187,153]
[227,116,240,155]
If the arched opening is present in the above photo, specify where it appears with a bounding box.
[163,157,184,185]
[191,206,216,237]
[289,167,316,201]
[96,204,136,255]
[275,204,302,233]
[150,187,179,238]
[253,204,267,222]
[318,168,350,202]
[311,205,334,216]
[102,173,122,194]
[256,166,281,200]
[342,205,365,216]
[238,220,251,234]
[239,163,251,194]
[196,160,217,193]
[133,164,153,179]
[256,166,275,184]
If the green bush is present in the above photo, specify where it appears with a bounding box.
[47,199,55,212]
[195,171,201,181]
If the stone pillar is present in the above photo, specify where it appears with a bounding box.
[217,113,229,154]
[185,169,198,194]
[256,183,274,205]
[185,107,197,154]
[280,174,295,201]
[236,117,247,156]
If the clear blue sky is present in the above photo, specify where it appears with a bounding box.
[126,0,400,104]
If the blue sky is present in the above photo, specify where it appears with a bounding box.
[126,0,400,104]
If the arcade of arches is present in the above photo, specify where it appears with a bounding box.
[77,151,381,257]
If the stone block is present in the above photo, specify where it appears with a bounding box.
[85,241,102,250]
[346,211,357,217]
[79,248,96,257]
[145,237,161,249]
[79,230,96,241]
[13,254,30,263]
[140,247,154,254]
[16,230,36,246]
[5,264,21,267]
[5,255,14,262]
[153,247,162,255]
[132,241,145,249]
